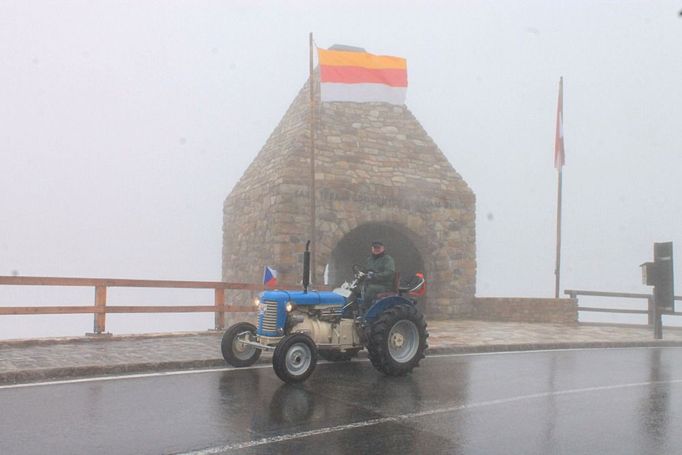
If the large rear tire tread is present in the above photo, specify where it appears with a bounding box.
[221,322,262,367]
[366,303,428,376]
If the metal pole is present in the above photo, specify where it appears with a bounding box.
[554,169,563,298]
[309,32,316,285]
[654,301,663,340]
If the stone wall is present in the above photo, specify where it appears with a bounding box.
[223,72,476,318]
[473,297,578,324]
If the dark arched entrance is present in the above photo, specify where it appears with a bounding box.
[326,222,424,287]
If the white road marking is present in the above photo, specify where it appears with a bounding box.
[0,365,272,390]
[179,378,682,454]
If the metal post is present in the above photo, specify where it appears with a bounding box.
[554,169,563,298]
[654,302,663,340]
[308,32,316,285]
[553,77,565,299]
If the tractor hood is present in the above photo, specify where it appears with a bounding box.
[261,289,346,306]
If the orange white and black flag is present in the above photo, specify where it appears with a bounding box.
[554,77,565,170]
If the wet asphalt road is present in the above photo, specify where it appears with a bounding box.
[1,347,682,455]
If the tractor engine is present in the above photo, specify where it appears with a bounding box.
[256,289,361,349]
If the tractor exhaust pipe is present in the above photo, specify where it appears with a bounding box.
[303,240,311,294]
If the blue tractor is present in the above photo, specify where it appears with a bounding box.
[221,242,428,383]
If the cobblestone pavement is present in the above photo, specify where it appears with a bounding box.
[2,320,682,384]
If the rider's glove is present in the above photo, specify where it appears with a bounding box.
[367,271,376,281]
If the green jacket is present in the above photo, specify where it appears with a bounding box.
[366,253,396,289]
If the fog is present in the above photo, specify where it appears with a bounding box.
[2,1,681,338]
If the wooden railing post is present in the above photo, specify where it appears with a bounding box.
[214,287,225,331]
[94,286,107,334]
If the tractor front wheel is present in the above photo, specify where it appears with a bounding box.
[367,303,428,376]
[272,333,318,383]
[221,322,262,367]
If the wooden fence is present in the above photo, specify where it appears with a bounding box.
[0,275,284,335]
[564,289,682,325]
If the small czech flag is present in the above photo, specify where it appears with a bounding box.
[263,266,278,288]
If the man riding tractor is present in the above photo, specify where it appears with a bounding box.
[361,240,396,311]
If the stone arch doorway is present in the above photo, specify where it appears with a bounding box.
[327,222,425,287]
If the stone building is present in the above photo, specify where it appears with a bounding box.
[222,72,476,318]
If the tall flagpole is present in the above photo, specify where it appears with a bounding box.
[309,32,316,284]
[554,77,565,298]
[555,168,563,298]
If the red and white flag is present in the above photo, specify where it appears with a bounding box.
[554,77,565,170]
[318,48,407,105]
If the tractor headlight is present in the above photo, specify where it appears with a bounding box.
[253,297,261,307]
[285,301,295,313]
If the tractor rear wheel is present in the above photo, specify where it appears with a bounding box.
[221,322,261,367]
[367,303,428,376]
[272,333,318,383]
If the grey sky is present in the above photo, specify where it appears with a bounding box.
[1,1,681,336]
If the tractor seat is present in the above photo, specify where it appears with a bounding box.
[398,273,426,296]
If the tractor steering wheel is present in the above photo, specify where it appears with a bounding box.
[352,264,368,278]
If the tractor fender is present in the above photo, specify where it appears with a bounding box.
[364,295,415,321]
